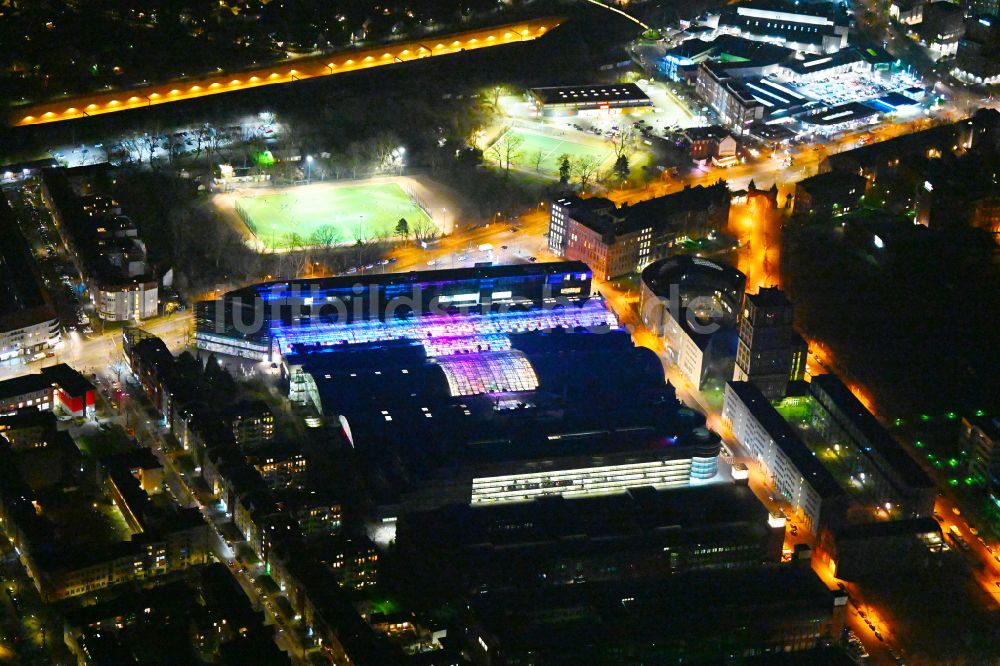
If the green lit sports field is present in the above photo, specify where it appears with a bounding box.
[490,127,614,176]
[234,182,433,249]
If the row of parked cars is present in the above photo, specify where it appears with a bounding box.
[344,256,398,275]
[18,183,94,335]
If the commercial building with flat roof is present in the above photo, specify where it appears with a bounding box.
[0,363,95,419]
[779,49,872,82]
[196,261,597,361]
[0,196,60,368]
[397,484,783,596]
[290,328,722,516]
[218,264,724,518]
[820,516,946,580]
[696,63,767,135]
[723,381,847,532]
[799,102,881,134]
[661,34,794,82]
[465,566,847,663]
[809,374,935,517]
[528,84,653,116]
[548,184,731,279]
[716,0,850,54]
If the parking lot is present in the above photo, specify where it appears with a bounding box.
[50,115,281,168]
[790,71,925,107]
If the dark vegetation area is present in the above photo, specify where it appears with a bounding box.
[0,0,511,106]
[782,215,1000,418]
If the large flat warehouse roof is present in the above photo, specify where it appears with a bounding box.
[530,84,652,106]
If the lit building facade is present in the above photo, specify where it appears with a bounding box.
[640,255,747,390]
[0,196,61,367]
[197,262,597,361]
[696,63,766,135]
[225,400,275,449]
[94,280,159,321]
[965,415,1000,490]
[0,316,60,368]
[0,363,95,419]
[889,0,924,25]
[208,264,724,518]
[528,84,653,117]
[548,185,731,280]
[40,167,159,322]
[716,1,850,54]
[733,287,807,400]
[809,374,935,517]
[723,381,846,533]
[466,443,717,506]
[248,444,308,490]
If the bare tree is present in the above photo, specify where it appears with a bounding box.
[139,134,156,162]
[347,141,368,179]
[488,132,524,179]
[531,150,545,173]
[311,225,342,247]
[411,218,437,242]
[485,84,507,111]
[373,132,402,173]
[290,250,312,277]
[573,155,602,192]
[195,127,208,157]
[206,130,226,159]
[351,224,379,267]
[327,152,348,180]
[166,137,184,165]
[118,138,139,164]
[610,126,634,160]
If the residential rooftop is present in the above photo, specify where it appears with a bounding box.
[809,374,933,489]
[727,380,845,498]
[555,182,730,239]
[400,483,773,550]
[795,170,869,193]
